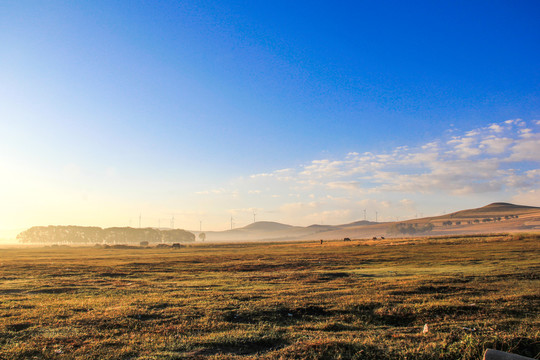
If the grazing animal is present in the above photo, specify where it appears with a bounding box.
[344,237,351,242]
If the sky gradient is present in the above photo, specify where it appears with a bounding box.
[1,1,539,238]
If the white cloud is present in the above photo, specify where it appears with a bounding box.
[326,181,363,191]
[479,136,512,154]
[357,199,391,209]
[302,209,352,224]
[489,124,503,133]
[399,198,415,208]
[447,136,481,158]
[250,120,538,197]
[511,188,540,207]
[505,118,525,126]
[508,133,540,161]
[250,172,273,179]
[279,201,321,213]
[194,119,539,228]
[519,128,533,138]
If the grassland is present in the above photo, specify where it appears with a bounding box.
[0,234,539,359]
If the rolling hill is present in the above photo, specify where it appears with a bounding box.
[195,203,540,242]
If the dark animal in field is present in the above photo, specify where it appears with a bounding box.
[380,236,385,239]
[172,243,183,248]
[344,237,351,241]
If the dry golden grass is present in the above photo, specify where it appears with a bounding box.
[0,234,538,359]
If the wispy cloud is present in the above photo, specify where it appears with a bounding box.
[246,119,539,197]
[195,120,539,225]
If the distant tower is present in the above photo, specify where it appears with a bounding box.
[364,209,366,221]
[170,215,175,229]
[230,216,234,230]
[253,210,257,223]
[375,211,378,222]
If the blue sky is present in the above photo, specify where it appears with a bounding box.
[1,1,539,236]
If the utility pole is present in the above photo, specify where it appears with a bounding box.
[170,215,175,229]
[230,216,234,230]
[375,211,378,222]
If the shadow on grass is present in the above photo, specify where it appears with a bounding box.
[223,305,328,324]
[278,340,383,360]
[183,332,289,357]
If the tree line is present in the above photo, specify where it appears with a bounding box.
[387,223,434,235]
[442,215,519,226]
[17,226,195,244]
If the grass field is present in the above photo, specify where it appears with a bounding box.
[1,234,539,359]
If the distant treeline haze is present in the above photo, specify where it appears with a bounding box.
[387,223,434,235]
[17,226,195,244]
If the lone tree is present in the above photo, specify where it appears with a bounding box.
[198,232,206,242]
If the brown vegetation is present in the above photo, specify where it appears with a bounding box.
[0,233,538,359]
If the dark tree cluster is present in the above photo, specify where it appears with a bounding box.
[17,226,195,244]
[481,217,506,222]
[442,220,462,226]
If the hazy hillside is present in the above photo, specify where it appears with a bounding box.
[16,203,540,244]
[442,202,539,218]
[197,203,540,242]
[241,221,294,231]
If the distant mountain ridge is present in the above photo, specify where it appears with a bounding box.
[17,203,539,244]
[241,221,294,231]
[197,202,540,241]
[439,202,540,219]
